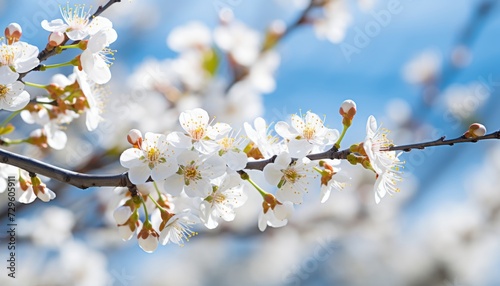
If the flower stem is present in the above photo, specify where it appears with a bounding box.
[334,124,349,150]
[24,82,48,89]
[313,166,324,175]
[59,44,80,50]
[141,199,150,225]
[148,194,168,213]
[153,181,163,199]
[42,61,75,70]
[1,138,29,146]
[0,110,21,127]
[246,177,268,198]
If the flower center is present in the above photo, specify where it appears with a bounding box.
[147,147,160,162]
[190,127,205,141]
[183,164,201,184]
[168,218,198,246]
[282,167,301,184]
[303,126,315,140]
[0,85,9,98]
[214,193,226,204]
[61,4,92,30]
[98,48,116,67]
[218,137,234,150]
[0,45,16,66]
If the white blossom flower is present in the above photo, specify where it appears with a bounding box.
[16,171,56,204]
[153,209,199,246]
[214,21,260,66]
[244,117,281,159]
[117,215,142,241]
[199,173,247,229]
[217,132,248,171]
[403,50,441,85]
[319,159,349,203]
[163,150,226,198]
[363,115,404,203]
[167,21,212,52]
[120,132,178,184]
[0,164,17,193]
[30,207,75,247]
[0,41,39,78]
[275,111,339,158]
[245,51,280,93]
[374,163,402,204]
[75,67,105,131]
[314,0,352,43]
[0,81,29,111]
[24,108,77,150]
[168,108,231,154]
[258,200,293,232]
[43,123,68,150]
[204,81,264,127]
[363,115,399,174]
[41,3,112,41]
[80,25,117,84]
[263,152,317,204]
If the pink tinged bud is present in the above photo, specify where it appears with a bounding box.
[339,99,357,126]
[48,31,65,47]
[468,123,487,138]
[5,23,22,44]
[340,99,357,116]
[127,129,143,147]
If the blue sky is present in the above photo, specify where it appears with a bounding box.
[1,0,500,283]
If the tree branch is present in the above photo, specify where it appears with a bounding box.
[0,148,130,189]
[387,130,500,152]
[2,131,499,190]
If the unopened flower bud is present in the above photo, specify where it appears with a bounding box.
[464,123,486,138]
[339,99,357,126]
[48,31,65,47]
[127,129,143,148]
[5,23,22,44]
[340,99,357,118]
[137,223,159,253]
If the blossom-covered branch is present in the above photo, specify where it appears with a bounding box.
[0,114,495,189]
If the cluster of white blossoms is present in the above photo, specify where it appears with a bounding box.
[0,4,117,201]
[115,100,405,252]
[0,23,39,112]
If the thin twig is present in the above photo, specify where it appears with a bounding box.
[387,131,500,152]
